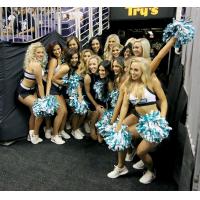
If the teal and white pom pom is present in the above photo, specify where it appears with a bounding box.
[163,18,195,48]
[67,73,81,95]
[136,111,172,143]
[108,89,119,108]
[93,80,106,102]
[62,75,69,85]
[32,95,59,117]
[104,122,132,151]
[95,109,114,137]
[69,95,89,115]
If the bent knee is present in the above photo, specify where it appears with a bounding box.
[136,149,146,158]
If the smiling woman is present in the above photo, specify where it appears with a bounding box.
[17,42,47,144]
[107,57,170,184]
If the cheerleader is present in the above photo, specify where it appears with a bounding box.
[103,34,120,60]
[95,60,114,143]
[107,57,171,184]
[66,35,81,51]
[88,36,104,58]
[83,55,103,140]
[46,41,69,144]
[120,42,134,61]
[80,49,94,134]
[17,42,47,144]
[111,43,124,60]
[110,37,176,155]
[65,48,86,140]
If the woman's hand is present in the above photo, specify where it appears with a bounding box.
[78,95,83,102]
[96,104,105,113]
[115,123,122,133]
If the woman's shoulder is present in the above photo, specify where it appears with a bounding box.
[49,57,58,65]
[84,73,91,81]
[29,61,41,69]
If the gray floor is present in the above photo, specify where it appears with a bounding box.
[0,136,177,191]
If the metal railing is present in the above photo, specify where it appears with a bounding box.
[0,7,110,46]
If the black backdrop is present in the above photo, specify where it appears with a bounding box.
[0,31,66,141]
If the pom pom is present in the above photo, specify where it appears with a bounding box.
[95,109,114,137]
[163,18,195,48]
[104,122,132,151]
[62,75,69,85]
[136,111,172,143]
[93,80,106,102]
[108,89,119,108]
[67,73,82,95]
[32,95,59,117]
[68,95,89,115]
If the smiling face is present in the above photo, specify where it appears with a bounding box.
[129,62,142,81]
[68,39,78,49]
[88,58,98,74]
[112,60,122,76]
[91,39,100,53]
[83,51,92,64]
[99,65,107,79]
[52,44,62,59]
[124,48,131,59]
[112,46,120,58]
[70,53,79,67]
[35,47,45,62]
[133,42,143,57]
[108,37,116,50]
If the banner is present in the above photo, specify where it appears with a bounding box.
[110,7,176,21]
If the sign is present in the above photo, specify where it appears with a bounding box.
[110,7,176,21]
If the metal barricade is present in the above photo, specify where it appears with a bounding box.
[0,7,110,46]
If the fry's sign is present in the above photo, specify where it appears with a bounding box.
[125,7,159,17]
[110,7,176,20]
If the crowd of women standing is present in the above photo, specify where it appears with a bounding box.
[16,33,176,184]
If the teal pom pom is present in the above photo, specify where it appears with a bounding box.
[62,75,69,85]
[108,89,119,108]
[136,111,172,143]
[32,95,59,117]
[104,122,132,151]
[93,80,106,102]
[163,18,195,48]
[66,73,88,114]
[69,95,89,115]
[67,73,82,95]
[95,109,114,137]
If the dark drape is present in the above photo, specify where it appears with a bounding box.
[0,31,66,141]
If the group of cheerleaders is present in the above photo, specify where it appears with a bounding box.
[17,33,177,184]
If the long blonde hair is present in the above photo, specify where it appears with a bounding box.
[103,34,120,60]
[23,42,47,69]
[126,57,151,100]
[79,49,94,76]
[86,55,102,74]
[133,38,151,59]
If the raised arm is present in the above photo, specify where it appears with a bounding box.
[150,37,177,73]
